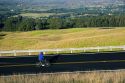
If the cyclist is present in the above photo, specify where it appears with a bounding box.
[38,52,50,67]
[38,52,44,64]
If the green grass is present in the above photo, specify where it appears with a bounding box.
[20,13,55,18]
[0,28,125,50]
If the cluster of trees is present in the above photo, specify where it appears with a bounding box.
[46,7,125,15]
[1,15,125,31]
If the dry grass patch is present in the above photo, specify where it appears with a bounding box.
[1,71,125,83]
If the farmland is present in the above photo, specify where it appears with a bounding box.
[19,13,55,18]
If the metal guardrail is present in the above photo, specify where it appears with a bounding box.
[0,45,125,56]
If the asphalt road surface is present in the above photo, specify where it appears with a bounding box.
[0,51,125,75]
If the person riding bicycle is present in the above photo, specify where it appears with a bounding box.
[38,52,44,64]
[38,52,50,67]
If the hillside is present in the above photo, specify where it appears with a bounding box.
[0,0,124,9]
[0,0,125,16]
[0,28,125,50]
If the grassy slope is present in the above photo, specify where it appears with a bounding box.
[0,28,125,50]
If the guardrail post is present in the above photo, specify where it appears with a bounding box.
[123,46,125,50]
[43,52,46,55]
[109,46,113,51]
[71,50,73,53]
[70,48,73,53]
[14,50,16,56]
[84,49,86,52]
[29,50,31,55]
[56,49,59,54]
[97,47,100,52]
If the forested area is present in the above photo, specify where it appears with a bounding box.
[1,15,125,31]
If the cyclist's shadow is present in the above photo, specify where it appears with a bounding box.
[49,54,60,63]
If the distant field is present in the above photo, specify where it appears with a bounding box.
[20,13,55,18]
[0,28,125,50]
[0,71,125,83]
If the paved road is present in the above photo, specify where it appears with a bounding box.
[0,51,125,75]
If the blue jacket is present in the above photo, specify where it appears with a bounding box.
[38,52,44,61]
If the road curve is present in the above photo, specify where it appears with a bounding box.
[0,51,125,75]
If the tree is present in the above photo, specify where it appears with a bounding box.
[35,19,48,30]
[18,18,35,31]
[4,17,17,31]
[48,18,64,29]
[0,20,4,31]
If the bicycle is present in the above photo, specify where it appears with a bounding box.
[36,59,50,67]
